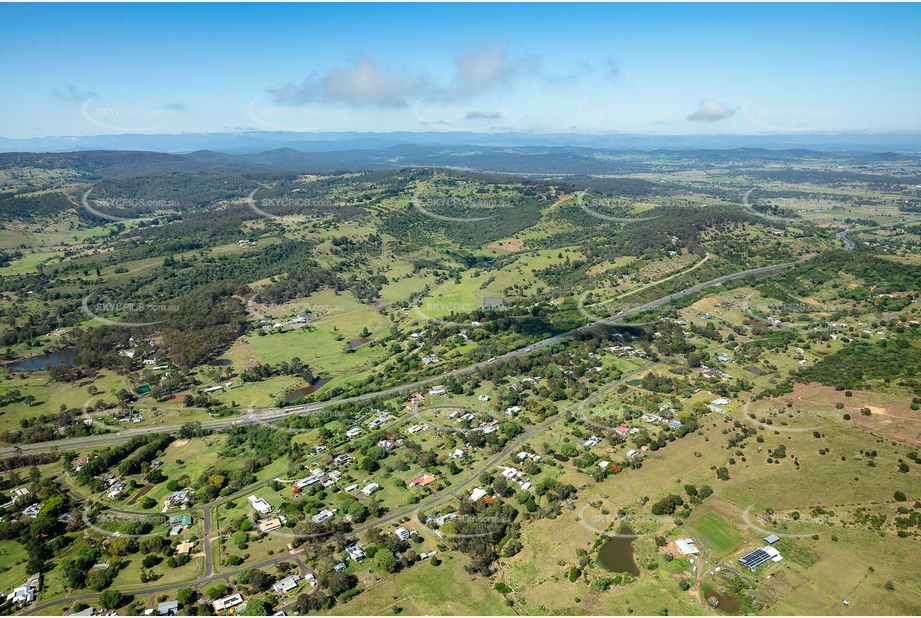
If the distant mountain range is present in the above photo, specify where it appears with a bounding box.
[2,130,921,156]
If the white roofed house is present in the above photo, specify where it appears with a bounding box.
[212,593,244,612]
[272,574,301,595]
[359,482,379,497]
[248,495,273,515]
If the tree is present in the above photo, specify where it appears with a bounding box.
[244,599,270,616]
[326,571,357,596]
[375,548,398,573]
[894,490,907,502]
[177,587,196,606]
[99,590,125,610]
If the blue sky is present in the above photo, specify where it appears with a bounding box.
[1,2,919,138]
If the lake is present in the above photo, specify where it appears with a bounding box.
[285,377,332,402]
[702,586,742,613]
[11,347,78,372]
[597,525,640,575]
[553,453,570,463]
[209,358,232,366]
[349,338,371,349]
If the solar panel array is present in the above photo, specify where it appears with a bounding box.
[739,548,772,569]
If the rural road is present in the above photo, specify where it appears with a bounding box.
[1,260,797,459]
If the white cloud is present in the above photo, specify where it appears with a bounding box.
[269,57,429,108]
[687,98,736,122]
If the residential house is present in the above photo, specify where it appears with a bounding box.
[212,594,244,613]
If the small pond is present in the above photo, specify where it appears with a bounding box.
[11,347,78,372]
[285,377,333,402]
[597,525,640,576]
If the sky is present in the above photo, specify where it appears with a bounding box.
[1,2,920,139]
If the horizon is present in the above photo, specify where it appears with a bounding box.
[2,3,920,141]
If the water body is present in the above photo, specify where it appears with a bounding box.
[627,379,643,386]
[349,337,371,349]
[11,347,78,372]
[702,587,742,613]
[483,297,505,308]
[553,453,570,463]
[210,358,232,366]
[597,525,640,575]
[285,377,332,402]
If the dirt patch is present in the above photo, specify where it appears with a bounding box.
[126,483,155,506]
[487,238,524,252]
[777,383,921,445]
[170,438,191,448]
[176,474,191,486]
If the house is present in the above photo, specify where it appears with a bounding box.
[334,562,347,572]
[22,503,41,517]
[312,509,336,524]
[406,423,428,434]
[598,460,610,470]
[7,584,35,605]
[345,428,363,439]
[668,420,683,429]
[258,518,284,533]
[717,353,731,363]
[470,487,488,502]
[626,449,638,459]
[614,424,630,438]
[333,454,353,466]
[711,397,731,406]
[248,495,273,515]
[675,538,699,555]
[107,482,127,498]
[764,534,781,544]
[452,448,465,459]
[69,607,95,616]
[343,483,359,493]
[212,593,244,613]
[428,386,446,396]
[500,466,523,480]
[157,600,179,616]
[272,575,301,594]
[394,527,412,541]
[169,525,184,536]
[359,482,379,497]
[478,395,490,402]
[345,545,365,561]
[583,436,602,448]
[505,406,522,416]
[168,515,193,528]
[176,541,195,555]
[407,472,437,488]
[707,404,727,414]
[164,491,189,508]
[75,457,90,471]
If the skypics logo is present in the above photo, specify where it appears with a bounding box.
[411,194,500,224]
[246,290,344,326]
[741,100,840,134]
[741,504,834,539]
[740,401,829,434]
[81,97,182,133]
[411,297,515,329]
[575,192,662,224]
[80,397,132,434]
[82,506,170,539]
[247,96,347,132]
[407,404,498,435]
[411,99,500,133]
[740,292,840,328]
[415,506,515,540]
[576,504,668,539]
[81,188,179,223]
[246,188,336,223]
[81,293,179,327]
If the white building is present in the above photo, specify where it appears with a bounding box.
[212,593,244,612]
[248,495,273,515]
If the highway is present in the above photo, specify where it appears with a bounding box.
[2,260,797,459]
